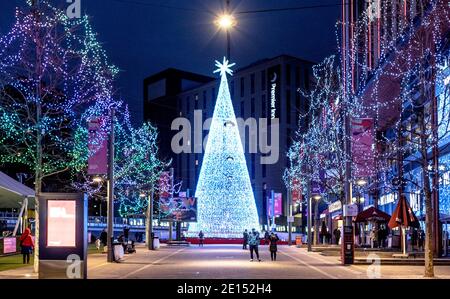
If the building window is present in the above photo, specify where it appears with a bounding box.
[261,70,266,91]
[251,154,256,180]
[241,101,245,117]
[296,93,301,124]
[194,93,199,109]
[262,163,266,178]
[230,80,234,99]
[286,90,291,124]
[286,65,291,85]
[295,66,301,88]
[240,77,245,97]
[211,88,216,107]
[261,94,267,118]
[251,73,255,94]
[203,90,207,109]
[186,96,190,113]
[304,68,309,90]
[251,98,255,117]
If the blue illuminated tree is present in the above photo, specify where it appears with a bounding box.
[188,58,260,238]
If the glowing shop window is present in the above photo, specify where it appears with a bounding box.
[47,200,76,247]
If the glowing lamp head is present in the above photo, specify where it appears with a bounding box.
[139,193,146,198]
[313,194,321,200]
[356,179,367,186]
[216,14,236,30]
[92,176,103,183]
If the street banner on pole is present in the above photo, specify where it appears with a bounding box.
[159,171,171,198]
[88,117,108,175]
[351,118,375,178]
[292,178,302,204]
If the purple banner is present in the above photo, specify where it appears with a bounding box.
[351,118,375,178]
[88,117,108,175]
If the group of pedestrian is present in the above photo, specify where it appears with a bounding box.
[411,228,425,251]
[242,228,280,262]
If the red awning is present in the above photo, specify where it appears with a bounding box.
[388,195,420,229]
[354,207,391,223]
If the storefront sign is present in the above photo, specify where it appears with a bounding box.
[328,200,342,213]
[343,204,358,217]
[379,192,396,206]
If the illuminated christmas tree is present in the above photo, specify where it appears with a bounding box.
[188,58,260,238]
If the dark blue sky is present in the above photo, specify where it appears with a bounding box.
[0,0,341,124]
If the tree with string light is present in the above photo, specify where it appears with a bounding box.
[0,1,117,272]
[70,105,166,218]
[284,55,352,245]
[343,0,449,277]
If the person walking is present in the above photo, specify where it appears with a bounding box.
[198,230,204,247]
[123,225,130,242]
[370,227,378,248]
[411,228,418,251]
[268,232,279,261]
[333,228,341,245]
[243,229,249,250]
[418,229,425,251]
[264,230,270,245]
[19,228,34,264]
[100,228,108,252]
[248,228,261,262]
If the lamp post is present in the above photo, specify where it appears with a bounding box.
[356,179,367,212]
[142,186,154,250]
[215,0,236,59]
[106,108,115,263]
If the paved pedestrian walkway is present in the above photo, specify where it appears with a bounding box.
[1,244,450,279]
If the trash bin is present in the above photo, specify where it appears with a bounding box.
[153,236,160,249]
[113,241,124,261]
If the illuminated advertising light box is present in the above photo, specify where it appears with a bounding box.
[39,193,87,279]
[3,237,17,254]
[47,200,76,247]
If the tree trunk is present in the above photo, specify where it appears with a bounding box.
[313,199,319,246]
[420,115,434,277]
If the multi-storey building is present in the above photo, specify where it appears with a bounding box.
[144,55,314,230]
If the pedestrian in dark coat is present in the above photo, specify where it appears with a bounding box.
[19,228,34,264]
[100,229,108,246]
[333,228,341,245]
[264,230,270,245]
[268,232,279,261]
[243,229,249,250]
[418,229,425,251]
[411,228,418,251]
[198,231,205,247]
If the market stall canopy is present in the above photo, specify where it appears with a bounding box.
[354,207,391,223]
[388,195,420,229]
[0,171,35,209]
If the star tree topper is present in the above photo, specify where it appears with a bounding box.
[214,57,236,77]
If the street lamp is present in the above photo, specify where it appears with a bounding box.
[355,179,367,212]
[215,0,236,59]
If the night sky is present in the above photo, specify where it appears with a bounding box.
[0,0,341,125]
